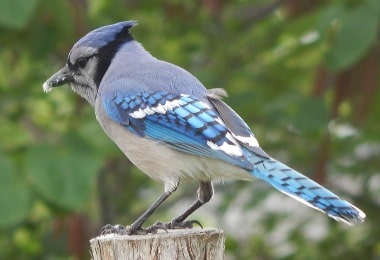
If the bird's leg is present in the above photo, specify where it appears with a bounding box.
[148,181,213,231]
[127,190,175,234]
[100,181,178,235]
[172,181,213,225]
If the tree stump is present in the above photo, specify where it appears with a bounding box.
[90,227,225,260]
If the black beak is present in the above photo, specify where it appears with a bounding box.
[42,65,74,92]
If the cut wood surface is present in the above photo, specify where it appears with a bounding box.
[90,227,225,260]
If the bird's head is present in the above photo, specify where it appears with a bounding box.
[42,21,137,106]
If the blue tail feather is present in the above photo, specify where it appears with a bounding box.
[247,152,366,225]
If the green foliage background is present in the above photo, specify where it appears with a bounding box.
[0,0,379,259]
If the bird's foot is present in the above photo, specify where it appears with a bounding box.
[100,224,129,235]
[99,223,164,235]
[99,220,203,236]
[146,219,203,233]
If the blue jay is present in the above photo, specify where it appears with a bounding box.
[43,21,365,234]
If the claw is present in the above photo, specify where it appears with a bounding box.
[169,219,203,229]
[99,224,151,235]
[99,224,128,235]
[145,221,169,233]
[144,219,203,232]
[127,226,154,235]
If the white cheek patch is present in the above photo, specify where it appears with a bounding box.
[129,99,182,119]
[85,56,99,77]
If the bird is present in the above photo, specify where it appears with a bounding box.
[43,21,365,234]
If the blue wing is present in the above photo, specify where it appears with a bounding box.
[102,90,254,170]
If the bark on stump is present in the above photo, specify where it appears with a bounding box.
[90,227,225,260]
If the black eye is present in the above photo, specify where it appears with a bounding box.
[76,57,89,68]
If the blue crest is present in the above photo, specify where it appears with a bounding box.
[74,20,137,49]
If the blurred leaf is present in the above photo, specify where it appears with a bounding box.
[25,134,102,210]
[0,0,39,29]
[316,3,344,38]
[0,121,32,149]
[367,0,380,16]
[0,153,30,227]
[292,97,329,134]
[77,120,120,158]
[326,5,378,71]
